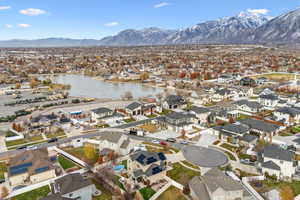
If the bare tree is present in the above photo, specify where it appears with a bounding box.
[123,91,133,100]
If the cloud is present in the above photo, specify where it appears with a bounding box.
[5,24,13,28]
[20,8,47,16]
[18,24,31,28]
[154,2,170,8]
[104,22,119,27]
[247,9,269,15]
[0,6,11,10]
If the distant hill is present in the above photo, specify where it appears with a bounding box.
[1,8,300,47]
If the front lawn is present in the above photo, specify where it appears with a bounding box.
[221,143,238,152]
[58,155,78,170]
[6,135,44,147]
[46,131,66,139]
[292,126,300,133]
[181,161,200,170]
[146,114,157,118]
[224,151,237,161]
[12,185,50,200]
[140,124,158,133]
[167,163,200,185]
[124,118,136,123]
[254,179,300,196]
[157,186,186,200]
[139,187,156,200]
[0,162,7,180]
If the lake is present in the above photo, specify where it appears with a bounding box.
[40,74,163,99]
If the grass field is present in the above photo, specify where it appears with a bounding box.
[58,155,78,170]
[12,185,50,200]
[91,178,113,200]
[139,187,156,200]
[6,135,44,147]
[167,163,200,185]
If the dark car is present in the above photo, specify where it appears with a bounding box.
[13,185,26,191]
[48,138,58,143]
[166,138,176,143]
[160,141,168,146]
[17,146,27,150]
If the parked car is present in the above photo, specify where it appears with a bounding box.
[166,138,176,143]
[17,146,27,150]
[27,145,38,150]
[151,139,160,144]
[180,140,189,145]
[160,141,168,146]
[13,185,26,191]
[48,137,58,143]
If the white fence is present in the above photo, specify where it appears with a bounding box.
[5,129,24,142]
[242,177,265,200]
[53,146,89,168]
[149,177,184,200]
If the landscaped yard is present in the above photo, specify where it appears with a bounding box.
[12,185,50,200]
[167,162,200,185]
[58,155,78,170]
[221,143,238,152]
[292,126,300,133]
[113,175,126,191]
[91,178,113,200]
[224,151,237,161]
[140,124,158,133]
[0,162,7,180]
[159,109,172,115]
[45,130,66,139]
[6,135,44,147]
[139,187,156,200]
[63,146,99,165]
[146,114,158,118]
[124,118,136,123]
[143,142,179,153]
[181,160,200,170]
[157,186,186,200]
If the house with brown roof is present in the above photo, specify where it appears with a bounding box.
[8,148,57,186]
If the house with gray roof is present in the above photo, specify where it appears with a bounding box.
[162,95,186,110]
[128,151,167,185]
[234,100,263,113]
[157,111,196,132]
[41,173,97,200]
[273,106,300,126]
[258,144,296,179]
[189,106,211,125]
[214,123,250,144]
[258,94,279,108]
[239,118,281,141]
[189,168,254,200]
[126,102,143,116]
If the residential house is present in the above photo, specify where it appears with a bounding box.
[8,149,57,186]
[214,123,250,144]
[91,107,114,121]
[239,118,281,142]
[128,151,167,185]
[126,102,143,116]
[189,168,253,200]
[273,106,300,126]
[234,100,263,113]
[41,173,96,200]
[89,132,135,155]
[212,88,236,102]
[258,145,296,179]
[189,106,211,125]
[240,77,256,87]
[162,95,186,110]
[157,112,195,132]
[258,94,279,108]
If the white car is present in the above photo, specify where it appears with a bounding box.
[27,145,38,150]
[151,140,160,144]
[180,140,189,145]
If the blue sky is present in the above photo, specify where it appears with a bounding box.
[0,0,299,40]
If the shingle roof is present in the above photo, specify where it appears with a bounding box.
[221,124,250,135]
[126,102,142,110]
[91,107,113,114]
[239,118,280,133]
[234,100,263,109]
[190,106,210,114]
[259,94,278,100]
[276,107,300,117]
[53,173,93,195]
[261,160,281,171]
[263,144,293,162]
[165,95,185,105]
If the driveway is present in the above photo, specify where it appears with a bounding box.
[196,129,217,147]
[150,130,180,140]
[182,145,228,168]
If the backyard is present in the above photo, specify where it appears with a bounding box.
[57,155,79,170]
[157,186,187,200]
[12,185,50,200]
[63,146,99,165]
[0,162,7,180]
[5,135,44,147]
[167,162,200,185]
[139,187,156,200]
[91,178,113,200]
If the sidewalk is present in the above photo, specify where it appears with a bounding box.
[0,136,7,153]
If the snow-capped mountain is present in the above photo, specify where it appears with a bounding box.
[165,11,271,44]
[99,27,176,46]
[254,8,300,43]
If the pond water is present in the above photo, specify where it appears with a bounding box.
[41,74,163,99]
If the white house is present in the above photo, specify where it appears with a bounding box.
[273,107,300,126]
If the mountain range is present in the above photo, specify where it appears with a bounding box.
[1,8,300,47]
